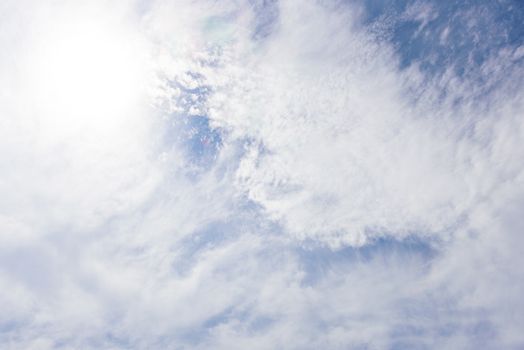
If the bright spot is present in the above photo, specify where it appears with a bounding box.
[28,8,147,137]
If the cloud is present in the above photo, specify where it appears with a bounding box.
[205,0,524,248]
[0,0,523,349]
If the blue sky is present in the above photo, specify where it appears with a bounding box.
[1,0,524,349]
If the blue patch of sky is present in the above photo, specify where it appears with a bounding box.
[249,0,279,40]
[158,74,222,175]
[357,0,524,77]
[180,115,222,169]
[297,236,436,287]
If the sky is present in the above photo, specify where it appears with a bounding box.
[0,0,524,349]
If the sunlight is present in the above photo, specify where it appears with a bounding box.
[29,9,146,137]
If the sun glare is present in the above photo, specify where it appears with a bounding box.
[29,10,145,136]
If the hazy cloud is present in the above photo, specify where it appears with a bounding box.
[1,0,523,349]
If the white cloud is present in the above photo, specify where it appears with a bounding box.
[201,0,524,249]
[1,0,523,349]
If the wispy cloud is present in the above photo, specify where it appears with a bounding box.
[0,0,523,349]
